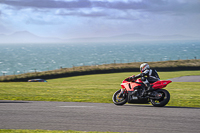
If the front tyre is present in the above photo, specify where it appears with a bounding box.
[150,89,170,107]
[112,89,128,105]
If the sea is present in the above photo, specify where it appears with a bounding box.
[0,40,200,76]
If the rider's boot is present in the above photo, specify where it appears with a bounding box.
[146,83,154,96]
[140,83,153,97]
[146,83,154,92]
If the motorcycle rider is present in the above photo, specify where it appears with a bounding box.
[119,63,160,97]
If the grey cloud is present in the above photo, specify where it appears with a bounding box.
[1,0,200,18]
[0,0,196,11]
[60,11,106,17]
[97,0,200,15]
[0,0,92,9]
[1,0,200,13]
[145,0,200,15]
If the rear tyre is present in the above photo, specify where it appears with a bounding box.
[112,89,128,105]
[150,89,170,107]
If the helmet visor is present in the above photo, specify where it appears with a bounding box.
[141,64,148,72]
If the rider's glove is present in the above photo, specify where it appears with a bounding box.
[129,76,135,81]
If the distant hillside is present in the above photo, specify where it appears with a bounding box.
[0,31,198,44]
[0,31,65,44]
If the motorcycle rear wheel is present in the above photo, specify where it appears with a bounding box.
[112,89,128,105]
[150,89,170,107]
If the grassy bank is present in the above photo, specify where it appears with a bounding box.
[0,59,200,82]
[0,71,200,107]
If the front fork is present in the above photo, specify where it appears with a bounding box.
[118,88,126,98]
[120,88,124,93]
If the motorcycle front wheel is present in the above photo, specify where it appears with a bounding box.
[150,89,170,107]
[112,89,128,105]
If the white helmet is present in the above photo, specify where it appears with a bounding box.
[140,63,150,72]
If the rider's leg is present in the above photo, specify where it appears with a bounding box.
[146,83,153,92]
[141,77,153,96]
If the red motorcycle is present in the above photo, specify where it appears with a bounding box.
[112,76,172,107]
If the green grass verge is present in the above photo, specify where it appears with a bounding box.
[0,71,200,107]
[0,129,132,133]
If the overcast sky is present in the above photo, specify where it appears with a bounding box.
[0,0,200,39]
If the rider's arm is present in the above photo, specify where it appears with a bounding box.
[134,69,150,79]
[128,73,143,81]
[134,73,143,79]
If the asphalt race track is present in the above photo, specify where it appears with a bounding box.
[170,76,200,82]
[0,101,200,133]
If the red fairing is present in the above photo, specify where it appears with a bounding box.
[121,78,142,91]
[121,76,172,90]
[121,78,128,88]
[152,80,172,89]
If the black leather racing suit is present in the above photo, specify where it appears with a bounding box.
[134,69,160,96]
[134,68,160,84]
